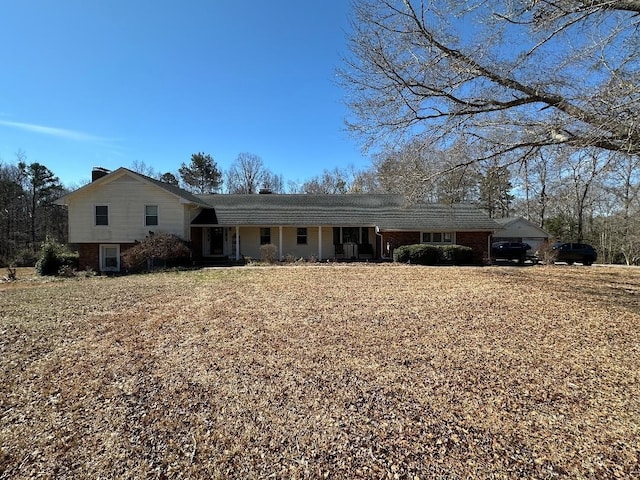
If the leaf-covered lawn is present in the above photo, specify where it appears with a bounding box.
[1,265,639,478]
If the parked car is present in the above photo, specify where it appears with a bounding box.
[552,242,597,265]
[491,241,531,263]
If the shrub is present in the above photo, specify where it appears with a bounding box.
[535,241,557,265]
[393,244,440,265]
[122,233,191,272]
[439,245,474,265]
[57,265,77,278]
[394,244,474,265]
[260,243,278,264]
[35,238,79,276]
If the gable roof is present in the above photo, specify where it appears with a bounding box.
[55,167,210,207]
[55,167,498,231]
[494,217,550,238]
[193,194,499,231]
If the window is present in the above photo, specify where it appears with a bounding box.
[333,227,370,245]
[260,227,271,245]
[145,205,158,226]
[297,227,307,245]
[100,244,120,272]
[342,227,360,243]
[95,205,109,226]
[422,232,453,243]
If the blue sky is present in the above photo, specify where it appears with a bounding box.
[0,1,367,188]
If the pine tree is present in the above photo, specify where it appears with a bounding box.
[178,153,223,194]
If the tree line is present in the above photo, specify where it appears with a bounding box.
[0,153,67,267]
[2,0,639,265]
[333,0,640,264]
[2,143,638,265]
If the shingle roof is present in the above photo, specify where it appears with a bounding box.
[126,169,210,207]
[192,194,499,231]
[54,167,212,208]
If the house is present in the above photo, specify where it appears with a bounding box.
[492,217,550,252]
[55,167,500,272]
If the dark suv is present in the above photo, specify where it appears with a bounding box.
[491,241,531,263]
[552,242,597,266]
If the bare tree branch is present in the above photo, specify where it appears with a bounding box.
[341,0,640,156]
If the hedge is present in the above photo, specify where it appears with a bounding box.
[393,244,474,265]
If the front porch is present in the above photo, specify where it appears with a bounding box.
[190,225,379,262]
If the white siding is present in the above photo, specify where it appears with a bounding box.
[67,174,188,243]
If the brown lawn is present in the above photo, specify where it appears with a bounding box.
[1,265,639,478]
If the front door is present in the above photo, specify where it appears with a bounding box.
[210,227,224,255]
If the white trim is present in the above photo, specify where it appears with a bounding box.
[99,244,120,272]
[94,204,110,227]
[144,204,159,227]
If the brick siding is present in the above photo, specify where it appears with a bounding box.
[78,243,136,273]
[455,231,491,264]
[78,244,99,271]
[190,227,203,261]
[380,232,421,258]
[380,230,491,264]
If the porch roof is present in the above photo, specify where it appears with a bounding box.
[192,194,499,231]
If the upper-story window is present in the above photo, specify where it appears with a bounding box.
[95,205,109,226]
[145,205,159,226]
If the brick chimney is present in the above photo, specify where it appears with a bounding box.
[92,167,110,182]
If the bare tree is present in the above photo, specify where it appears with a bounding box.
[301,168,350,194]
[0,162,26,262]
[225,153,285,193]
[261,171,285,193]
[226,153,266,194]
[513,148,557,227]
[130,160,157,178]
[549,148,613,241]
[342,0,640,158]
[602,153,640,263]
[373,139,480,203]
[300,166,373,194]
[478,163,514,218]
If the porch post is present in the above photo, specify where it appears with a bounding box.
[235,225,240,261]
[279,226,283,261]
[318,226,322,260]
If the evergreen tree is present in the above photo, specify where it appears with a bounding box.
[159,172,179,186]
[18,160,65,246]
[178,153,222,194]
